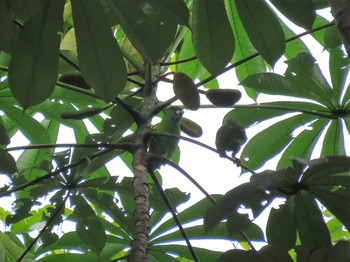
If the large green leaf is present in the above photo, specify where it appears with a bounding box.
[176,31,205,79]
[203,183,270,231]
[0,102,50,144]
[71,195,106,254]
[266,200,296,249]
[329,48,350,103]
[0,0,14,50]
[71,0,127,101]
[150,245,224,262]
[285,52,336,108]
[270,0,315,29]
[8,0,64,108]
[235,0,285,66]
[0,149,17,175]
[224,101,326,127]
[277,118,327,169]
[147,0,190,26]
[241,114,315,171]
[320,119,346,157]
[16,119,58,181]
[293,191,331,249]
[192,0,235,75]
[225,0,265,100]
[108,0,177,63]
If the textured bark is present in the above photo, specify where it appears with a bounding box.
[329,0,350,56]
[129,145,150,262]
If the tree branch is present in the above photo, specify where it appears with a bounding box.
[18,189,71,262]
[148,132,257,175]
[148,170,199,262]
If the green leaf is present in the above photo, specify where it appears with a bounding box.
[147,0,190,26]
[266,200,296,249]
[235,0,285,66]
[150,245,224,262]
[8,0,64,108]
[326,241,350,261]
[204,183,268,231]
[0,149,17,175]
[0,0,14,50]
[109,0,177,63]
[241,114,315,171]
[192,0,235,74]
[71,0,127,101]
[71,195,106,255]
[293,191,331,249]
[224,101,325,127]
[320,119,345,157]
[1,102,51,144]
[329,47,349,102]
[0,121,10,145]
[324,25,342,49]
[176,31,205,79]
[8,0,42,23]
[225,0,265,100]
[150,195,221,239]
[277,118,327,169]
[285,52,336,108]
[270,0,315,29]
[241,72,327,102]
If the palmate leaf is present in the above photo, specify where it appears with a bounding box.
[224,50,350,171]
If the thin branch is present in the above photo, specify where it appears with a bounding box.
[114,96,142,124]
[4,143,123,152]
[159,56,197,66]
[162,156,216,204]
[0,146,130,197]
[59,52,80,71]
[149,170,199,262]
[18,189,71,262]
[127,77,145,87]
[56,81,100,99]
[148,131,257,175]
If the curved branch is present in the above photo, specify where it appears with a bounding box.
[0,145,132,197]
[5,141,133,152]
[148,132,257,175]
[114,96,142,124]
[18,189,71,262]
[160,156,216,204]
[149,170,199,262]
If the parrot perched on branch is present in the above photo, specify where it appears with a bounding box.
[148,107,184,170]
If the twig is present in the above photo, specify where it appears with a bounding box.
[18,190,71,262]
[149,170,199,262]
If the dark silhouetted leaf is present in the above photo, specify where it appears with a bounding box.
[8,0,64,108]
[71,0,127,101]
[192,0,235,74]
[235,0,285,66]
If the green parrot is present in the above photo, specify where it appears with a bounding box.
[148,107,184,170]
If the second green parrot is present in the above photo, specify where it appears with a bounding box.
[148,107,184,170]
